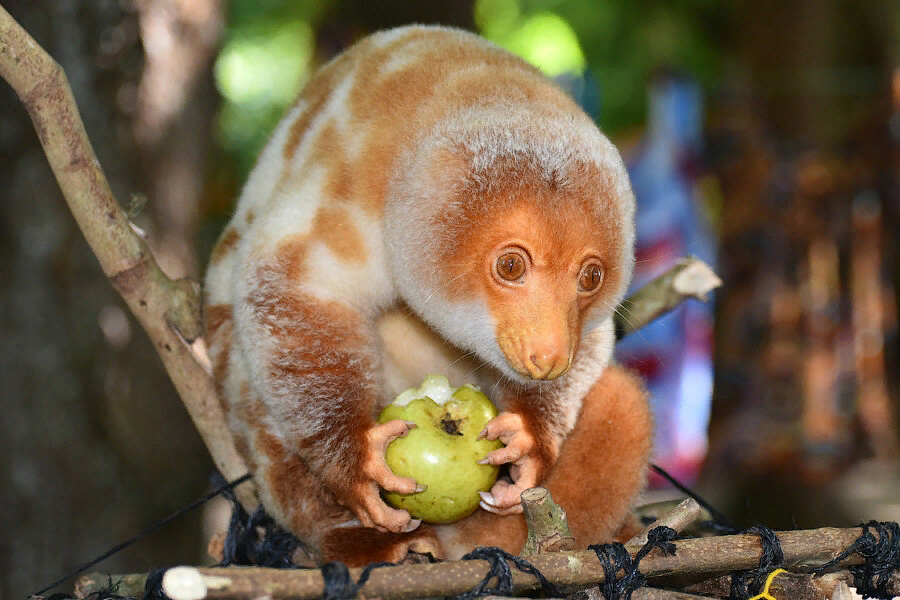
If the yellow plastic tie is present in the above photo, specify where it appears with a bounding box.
[748,568,787,600]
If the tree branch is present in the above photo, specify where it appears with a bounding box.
[615,257,722,339]
[627,498,704,547]
[0,3,254,509]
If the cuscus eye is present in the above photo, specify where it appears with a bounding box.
[496,252,526,282]
[579,263,603,292]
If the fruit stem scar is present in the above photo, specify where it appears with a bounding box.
[441,414,464,435]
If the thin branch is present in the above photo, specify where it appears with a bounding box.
[615,257,722,339]
[683,568,899,600]
[0,4,255,509]
[627,498,704,547]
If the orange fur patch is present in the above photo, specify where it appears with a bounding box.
[438,167,624,303]
[312,204,367,263]
[433,177,623,377]
[234,379,351,546]
[282,54,352,162]
[253,423,349,545]
[204,303,232,339]
[544,366,652,546]
[270,235,309,282]
[311,123,354,204]
[326,160,353,205]
[322,525,443,566]
[244,278,379,508]
[210,227,240,265]
[351,132,395,213]
[205,303,234,416]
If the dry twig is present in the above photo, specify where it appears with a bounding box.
[615,257,722,338]
[683,568,899,600]
[627,498,705,547]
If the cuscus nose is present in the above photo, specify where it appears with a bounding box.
[523,345,571,380]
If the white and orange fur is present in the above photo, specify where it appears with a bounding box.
[204,25,653,566]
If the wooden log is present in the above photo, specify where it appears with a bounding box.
[159,527,870,600]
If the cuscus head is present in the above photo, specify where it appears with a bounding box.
[386,108,635,383]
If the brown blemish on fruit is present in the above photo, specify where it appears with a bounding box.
[441,415,463,436]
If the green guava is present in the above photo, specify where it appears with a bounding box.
[377,375,504,524]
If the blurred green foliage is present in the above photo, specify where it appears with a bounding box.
[216,0,730,177]
[215,0,328,175]
[475,0,728,132]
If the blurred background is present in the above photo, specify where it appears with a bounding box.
[2,0,899,596]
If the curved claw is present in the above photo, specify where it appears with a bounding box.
[478,412,526,442]
[479,444,525,466]
[479,490,525,515]
[478,412,549,516]
[353,482,415,533]
[477,412,535,470]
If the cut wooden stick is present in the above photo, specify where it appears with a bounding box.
[615,257,722,339]
[0,3,255,510]
[158,527,872,600]
[520,487,575,556]
[627,498,705,547]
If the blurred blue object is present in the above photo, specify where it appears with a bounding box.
[613,71,717,484]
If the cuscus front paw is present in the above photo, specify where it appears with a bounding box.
[353,419,425,533]
[476,412,541,515]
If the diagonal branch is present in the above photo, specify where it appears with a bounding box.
[615,257,722,339]
[0,3,255,509]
